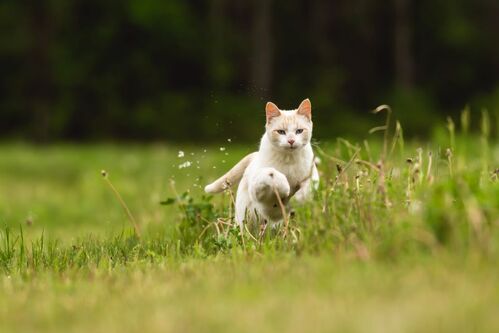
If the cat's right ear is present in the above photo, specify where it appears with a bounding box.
[266,102,281,123]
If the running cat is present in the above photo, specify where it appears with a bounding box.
[205,98,318,225]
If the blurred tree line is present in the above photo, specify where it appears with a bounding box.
[0,0,498,142]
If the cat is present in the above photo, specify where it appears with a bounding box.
[205,98,319,225]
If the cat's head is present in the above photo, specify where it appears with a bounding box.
[265,98,313,151]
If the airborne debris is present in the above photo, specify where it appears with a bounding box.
[178,161,192,169]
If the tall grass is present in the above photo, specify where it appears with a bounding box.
[1,109,497,275]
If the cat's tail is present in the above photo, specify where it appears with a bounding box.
[204,152,257,194]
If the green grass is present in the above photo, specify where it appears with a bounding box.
[1,118,498,332]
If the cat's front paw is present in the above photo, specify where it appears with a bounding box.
[251,168,289,202]
[262,168,290,198]
[268,169,291,198]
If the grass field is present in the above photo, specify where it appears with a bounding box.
[1,114,499,332]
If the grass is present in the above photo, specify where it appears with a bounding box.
[0,112,498,332]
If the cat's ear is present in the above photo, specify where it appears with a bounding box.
[266,102,281,123]
[297,98,312,120]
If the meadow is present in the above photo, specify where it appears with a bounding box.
[1,111,498,333]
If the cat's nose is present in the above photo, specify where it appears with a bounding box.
[288,139,295,145]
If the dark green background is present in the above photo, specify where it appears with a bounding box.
[1,0,498,142]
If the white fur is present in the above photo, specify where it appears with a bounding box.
[205,99,319,225]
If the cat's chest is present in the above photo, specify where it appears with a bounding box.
[265,154,312,185]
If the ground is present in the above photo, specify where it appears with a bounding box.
[0,129,498,332]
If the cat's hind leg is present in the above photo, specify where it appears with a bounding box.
[235,177,252,225]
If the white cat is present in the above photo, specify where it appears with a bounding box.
[205,98,319,225]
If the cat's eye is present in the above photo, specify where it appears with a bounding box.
[276,130,286,135]
[296,129,304,134]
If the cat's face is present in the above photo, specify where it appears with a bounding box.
[265,99,313,151]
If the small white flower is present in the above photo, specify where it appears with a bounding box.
[178,151,185,158]
[219,147,226,151]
